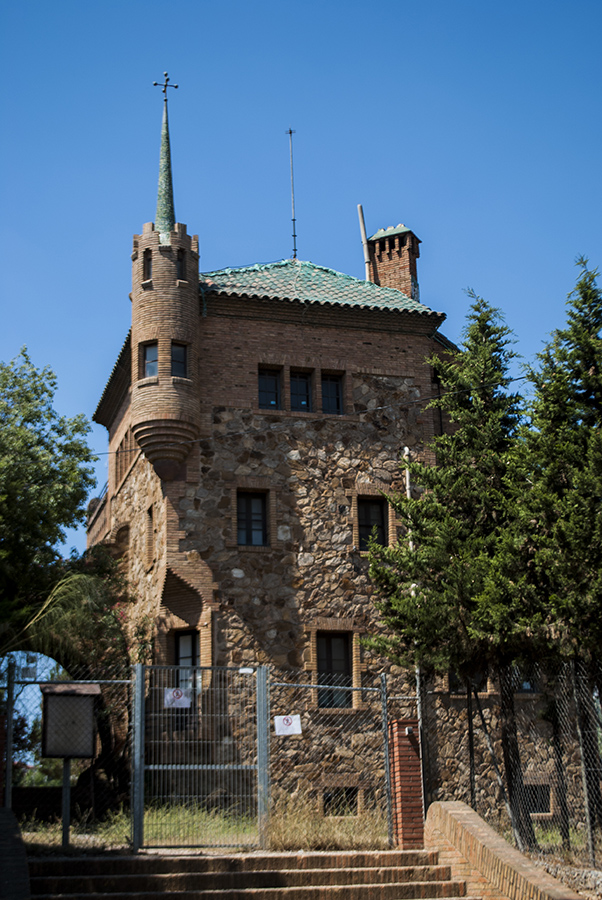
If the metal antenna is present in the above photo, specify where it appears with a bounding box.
[153,71,179,101]
[286,129,297,259]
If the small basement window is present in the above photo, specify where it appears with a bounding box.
[525,784,551,815]
[323,787,358,816]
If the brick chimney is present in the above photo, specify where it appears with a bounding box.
[367,225,421,300]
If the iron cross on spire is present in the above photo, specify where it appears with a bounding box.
[153,72,178,100]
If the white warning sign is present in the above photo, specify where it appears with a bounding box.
[164,688,192,709]
[274,714,302,735]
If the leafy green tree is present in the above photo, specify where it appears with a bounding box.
[368,294,538,848]
[0,349,96,645]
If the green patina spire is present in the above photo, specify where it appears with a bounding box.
[156,99,176,241]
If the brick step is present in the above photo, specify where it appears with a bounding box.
[31,863,454,894]
[29,849,438,877]
[29,850,476,900]
[31,885,474,900]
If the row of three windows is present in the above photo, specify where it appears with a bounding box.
[259,369,343,414]
[142,343,187,378]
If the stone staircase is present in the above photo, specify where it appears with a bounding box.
[29,850,480,899]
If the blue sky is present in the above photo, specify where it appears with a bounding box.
[1,0,601,553]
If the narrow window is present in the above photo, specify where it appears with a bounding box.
[290,372,312,411]
[237,492,268,546]
[143,343,158,378]
[358,497,387,550]
[146,505,154,568]
[258,368,281,409]
[143,248,152,281]
[175,630,199,692]
[317,632,352,708]
[321,374,343,414]
[177,248,186,280]
[171,342,187,377]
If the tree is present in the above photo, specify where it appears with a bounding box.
[367,294,538,848]
[520,260,602,663]
[515,261,602,848]
[0,349,96,643]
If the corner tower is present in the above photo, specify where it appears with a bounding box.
[130,83,201,481]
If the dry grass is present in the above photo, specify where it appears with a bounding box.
[267,793,389,851]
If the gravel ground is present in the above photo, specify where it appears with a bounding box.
[534,860,602,899]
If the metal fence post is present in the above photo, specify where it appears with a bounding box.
[380,673,394,847]
[4,659,15,809]
[256,665,270,849]
[132,663,145,852]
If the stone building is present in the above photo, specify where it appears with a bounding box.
[85,101,582,839]
[87,96,454,697]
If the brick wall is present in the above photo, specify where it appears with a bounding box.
[425,801,582,900]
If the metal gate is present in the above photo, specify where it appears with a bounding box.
[132,665,268,849]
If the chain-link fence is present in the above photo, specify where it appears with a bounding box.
[138,665,261,848]
[422,660,602,868]
[267,669,400,850]
[2,655,601,864]
[0,654,132,851]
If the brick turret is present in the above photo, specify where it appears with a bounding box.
[367,224,421,300]
[129,99,201,481]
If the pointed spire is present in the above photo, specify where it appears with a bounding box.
[156,99,176,242]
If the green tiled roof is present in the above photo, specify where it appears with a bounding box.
[199,259,441,317]
[368,224,417,242]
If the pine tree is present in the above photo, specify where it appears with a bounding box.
[368,293,538,848]
[519,261,602,841]
[368,294,524,672]
[522,260,602,662]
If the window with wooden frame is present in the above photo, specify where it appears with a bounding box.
[321,373,343,414]
[171,342,187,378]
[175,630,199,692]
[237,492,268,546]
[290,371,312,412]
[305,620,364,710]
[357,497,388,551]
[142,342,158,378]
[352,486,396,553]
[317,631,352,709]
[258,368,282,409]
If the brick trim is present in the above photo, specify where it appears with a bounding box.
[424,801,582,900]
